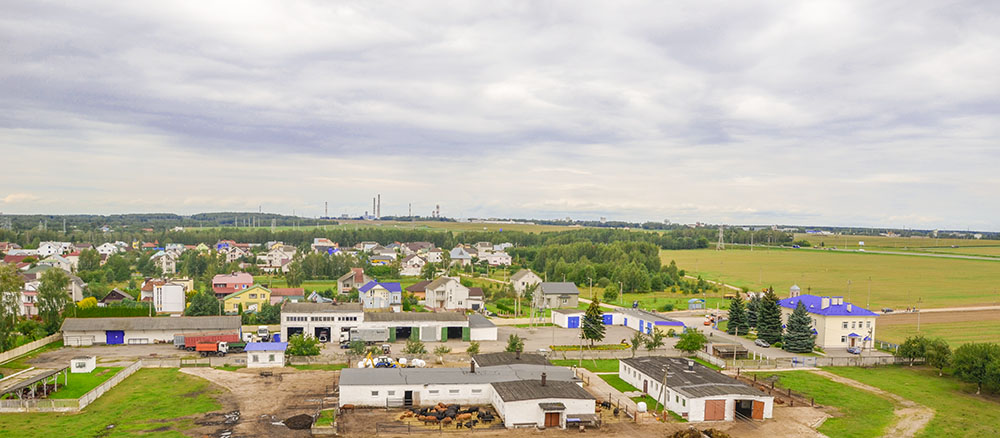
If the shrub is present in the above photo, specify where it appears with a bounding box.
[287,334,321,356]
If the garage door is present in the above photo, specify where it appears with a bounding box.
[704,400,726,421]
[106,330,124,345]
[567,316,580,328]
[602,314,613,325]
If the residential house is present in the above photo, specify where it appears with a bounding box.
[0,242,21,253]
[511,269,542,296]
[257,245,296,273]
[370,245,397,260]
[474,242,493,255]
[311,238,338,254]
[778,292,878,351]
[222,244,249,264]
[337,268,372,293]
[64,251,81,271]
[536,282,580,309]
[482,252,512,266]
[153,283,185,313]
[99,289,132,307]
[222,284,272,314]
[269,287,305,305]
[211,272,254,299]
[619,357,773,422]
[467,287,485,311]
[369,255,394,266]
[405,280,430,300]
[400,254,426,276]
[423,277,471,310]
[356,241,379,252]
[359,281,402,311]
[151,251,177,275]
[402,241,433,256]
[493,242,513,252]
[426,248,444,263]
[195,243,210,252]
[38,241,71,257]
[40,255,73,273]
[307,291,334,303]
[449,247,472,266]
[140,279,165,301]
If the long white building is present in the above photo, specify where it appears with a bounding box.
[61,316,242,346]
[279,302,497,343]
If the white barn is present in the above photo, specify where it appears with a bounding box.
[468,314,498,341]
[619,357,773,422]
[61,316,242,346]
[491,378,597,429]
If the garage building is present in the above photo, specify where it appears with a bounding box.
[281,302,364,344]
[491,377,597,429]
[551,308,684,335]
[61,316,242,346]
[468,314,498,341]
[619,357,773,422]
[363,312,472,342]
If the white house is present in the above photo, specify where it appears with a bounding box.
[778,293,878,351]
[246,342,287,368]
[151,251,176,275]
[483,252,512,266]
[40,255,73,273]
[71,356,97,373]
[449,247,472,266]
[400,254,426,276]
[38,241,71,257]
[153,283,186,313]
[426,248,444,263]
[423,277,471,310]
[620,357,773,422]
[359,281,403,311]
[511,270,542,296]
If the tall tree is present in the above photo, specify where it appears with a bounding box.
[629,331,643,358]
[924,338,952,377]
[952,342,1000,394]
[37,268,70,333]
[726,295,749,335]
[77,249,102,272]
[184,290,221,316]
[899,335,928,366]
[756,287,783,344]
[644,329,666,355]
[746,294,760,328]
[782,301,815,353]
[581,298,606,346]
[0,264,25,350]
[675,328,708,355]
[420,262,437,280]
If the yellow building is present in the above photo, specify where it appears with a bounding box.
[222,285,271,314]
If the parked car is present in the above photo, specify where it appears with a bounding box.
[792,244,800,248]
[754,339,770,348]
[882,308,894,313]
[847,346,862,355]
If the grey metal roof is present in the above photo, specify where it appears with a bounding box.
[405,280,431,292]
[472,352,549,368]
[621,357,769,399]
[364,312,468,322]
[510,269,539,282]
[424,277,455,290]
[492,380,594,402]
[551,308,583,315]
[282,302,363,313]
[539,282,579,296]
[61,316,241,332]
[467,314,496,329]
[617,308,678,323]
[340,364,577,386]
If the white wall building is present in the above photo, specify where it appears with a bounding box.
[246,342,287,368]
[61,316,242,346]
[510,269,542,296]
[153,283,186,313]
[619,357,773,422]
[778,294,878,351]
[281,302,364,344]
[423,277,471,310]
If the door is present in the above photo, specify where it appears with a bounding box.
[404,390,413,407]
[643,380,648,393]
[106,330,124,345]
[567,316,580,328]
[752,401,764,420]
[602,314,613,325]
[544,412,560,428]
[704,400,726,421]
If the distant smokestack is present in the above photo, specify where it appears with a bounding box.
[372,198,376,218]
[541,372,547,386]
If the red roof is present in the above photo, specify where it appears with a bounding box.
[4,255,29,264]
[66,251,81,257]
[351,267,365,283]
[270,288,304,296]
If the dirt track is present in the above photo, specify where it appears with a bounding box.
[812,370,932,438]
[181,368,338,438]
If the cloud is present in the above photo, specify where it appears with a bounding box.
[2,193,39,204]
[0,1,998,230]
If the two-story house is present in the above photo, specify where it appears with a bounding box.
[359,281,402,311]
[223,284,272,314]
[778,289,877,351]
[424,277,471,310]
[212,272,254,299]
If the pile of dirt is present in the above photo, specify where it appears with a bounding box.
[283,414,314,430]
[669,428,732,438]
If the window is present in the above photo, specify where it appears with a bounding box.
[675,395,679,403]
[371,391,379,396]
[449,389,460,394]
[252,355,259,363]
[682,399,686,407]
[268,354,275,362]
[842,322,848,329]
[841,336,846,343]
[471,389,482,394]
[428,390,439,395]
[851,321,856,329]
[250,294,257,299]
[866,321,871,329]
[388,391,396,396]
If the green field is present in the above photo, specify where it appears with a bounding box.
[754,371,895,438]
[828,366,1000,437]
[877,320,1000,345]
[598,374,639,392]
[48,367,124,399]
[793,233,1000,252]
[551,359,620,373]
[661,248,1000,309]
[0,368,224,438]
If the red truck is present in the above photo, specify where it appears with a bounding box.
[195,341,245,357]
[178,333,239,351]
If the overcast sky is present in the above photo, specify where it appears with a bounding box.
[1,1,998,230]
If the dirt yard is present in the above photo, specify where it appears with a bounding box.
[181,367,339,438]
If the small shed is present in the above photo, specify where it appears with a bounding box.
[687,298,705,310]
[491,377,597,429]
[246,342,288,368]
[71,356,96,373]
[551,309,584,328]
[468,314,498,341]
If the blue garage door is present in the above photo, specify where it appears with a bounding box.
[602,314,613,325]
[646,322,653,334]
[567,316,580,329]
[106,330,124,345]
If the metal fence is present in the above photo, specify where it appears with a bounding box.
[725,355,912,369]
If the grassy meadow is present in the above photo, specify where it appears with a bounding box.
[48,367,124,399]
[875,310,1000,345]
[792,233,1000,252]
[0,369,224,438]
[660,247,1000,309]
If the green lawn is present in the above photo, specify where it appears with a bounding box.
[213,365,243,371]
[0,340,65,374]
[288,363,349,371]
[662,247,1000,309]
[827,366,1000,437]
[550,359,620,373]
[550,343,628,351]
[752,371,895,438]
[876,319,1000,346]
[48,367,124,399]
[599,374,639,393]
[315,408,336,426]
[0,368,224,438]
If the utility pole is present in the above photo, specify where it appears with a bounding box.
[867,276,872,310]
[656,362,670,417]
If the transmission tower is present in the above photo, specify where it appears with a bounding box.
[716,225,725,250]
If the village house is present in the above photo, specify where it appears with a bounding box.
[449,247,472,266]
[222,284,272,314]
[311,238,338,254]
[257,245,296,273]
[400,254,426,276]
[99,289,132,307]
[153,282,185,313]
[405,280,430,300]
[269,287,305,305]
[151,251,176,275]
[423,277,471,311]
[778,286,878,351]
[337,268,372,293]
[535,282,580,309]
[359,281,402,311]
[246,342,288,368]
[426,247,444,263]
[482,252,512,266]
[511,269,542,296]
[96,242,119,256]
[211,272,254,299]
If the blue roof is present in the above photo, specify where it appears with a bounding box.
[778,295,878,317]
[359,281,402,294]
[847,333,861,338]
[245,342,287,351]
[688,298,705,303]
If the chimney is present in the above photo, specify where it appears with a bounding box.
[847,304,853,312]
[821,297,830,309]
[541,372,547,386]
[687,360,694,371]
[470,360,476,373]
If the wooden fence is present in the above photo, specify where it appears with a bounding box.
[0,334,62,364]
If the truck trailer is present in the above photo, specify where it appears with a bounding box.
[195,341,247,357]
[349,327,390,344]
[179,333,240,351]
